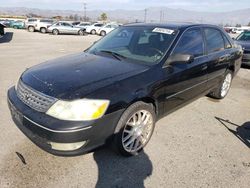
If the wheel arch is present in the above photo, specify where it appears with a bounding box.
[228,64,235,72]
[40,27,46,30]
[129,96,159,117]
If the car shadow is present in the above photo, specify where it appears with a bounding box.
[0,141,152,187]
[215,117,250,148]
[0,32,13,43]
[93,147,152,188]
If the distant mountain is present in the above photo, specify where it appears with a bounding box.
[0,6,250,25]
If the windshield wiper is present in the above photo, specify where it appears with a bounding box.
[99,50,126,61]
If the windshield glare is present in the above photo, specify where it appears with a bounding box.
[87,26,178,64]
[236,32,250,41]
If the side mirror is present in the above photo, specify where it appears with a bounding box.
[166,54,194,65]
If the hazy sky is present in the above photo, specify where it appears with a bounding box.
[0,0,250,12]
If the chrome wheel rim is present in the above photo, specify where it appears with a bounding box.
[221,73,232,97]
[122,110,154,153]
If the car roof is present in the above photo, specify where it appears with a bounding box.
[124,22,221,30]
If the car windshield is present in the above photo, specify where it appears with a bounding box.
[236,32,250,41]
[87,26,178,64]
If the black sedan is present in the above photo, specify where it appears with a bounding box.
[8,23,242,157]
[234,31,250,66]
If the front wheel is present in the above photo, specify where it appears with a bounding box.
[40,27,47,34]
[208,70,233,99]
[52,29,59,35]
[91,29,96,35]
[100,30,106,36]
[28,26,35,32]
[113,101,156,156]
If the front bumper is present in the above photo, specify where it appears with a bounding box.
[8,87,124,156]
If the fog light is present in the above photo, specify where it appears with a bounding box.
[49,141,86,151]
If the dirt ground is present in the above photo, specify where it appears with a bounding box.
[0,28,249,188]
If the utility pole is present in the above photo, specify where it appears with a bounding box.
[144,9,147,23]
[160,10,163,22]
[83,2,87,21]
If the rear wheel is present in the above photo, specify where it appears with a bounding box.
[52,29,59,35]
[91,29,96,35]
[78,30,84,36]
[13,26,18,29]
[28,26,35,32]
[40,27,47,34]
[113,101,156,156]
[208,70,233,99]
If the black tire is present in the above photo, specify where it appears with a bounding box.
[40,27,47,34]
[208,70,233,99]
[28,26,35,32]
[52,29,59,35]
[113,101,156,156]
[78,30,84,36]
[100,30,106,36]
[13,26,18,29]
[91,29,96,35]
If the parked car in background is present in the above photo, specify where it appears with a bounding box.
[24,18,38,30]
[76,22,91,31]
[8,23,242,157]
[0,20,15,27]
[0,23,5,35]
[96,23,119,36]
[10,21,25,29]
[234,31,250,66]
[224,27,232,33]
[233,27,250,34]
[25,18,54,33]
[85,23,104,34]
[235,28,245,34]
[47,21,85,35]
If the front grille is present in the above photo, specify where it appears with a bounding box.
[16,80,57,112]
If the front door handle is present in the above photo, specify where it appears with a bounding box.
[219,54,230,62]
[201,65,208,71]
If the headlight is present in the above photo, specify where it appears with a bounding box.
[46,99,110,121]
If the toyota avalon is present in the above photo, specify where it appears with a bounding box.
[8,23,242,156]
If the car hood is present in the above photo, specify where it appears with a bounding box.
[235,40,250,50]
[21,52,149,99]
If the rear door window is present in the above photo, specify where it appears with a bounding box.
[204,28,225,53]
